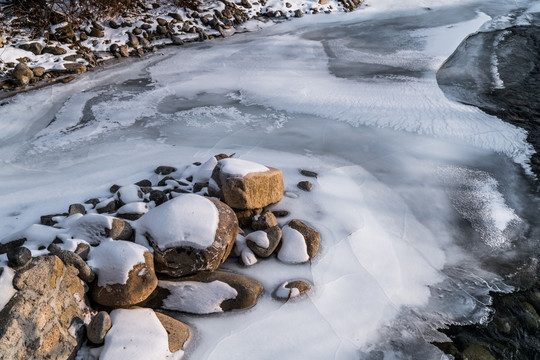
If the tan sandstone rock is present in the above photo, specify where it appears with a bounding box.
[209,158,284,210]
[0,255,92,359]
[154,312,190,352]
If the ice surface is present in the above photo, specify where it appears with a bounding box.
[87,240,147,286]
[0,267,16,311]
[159,280,238,314]
[218,158,269,177]
[135,194,219,250]
[277,226,309,264]
[101,308,183,360]
[0,0,538,359]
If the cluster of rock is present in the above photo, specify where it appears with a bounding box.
[0,0,364,91]
[0,155,320,359]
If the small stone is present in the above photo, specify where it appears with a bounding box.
[63,63,87,74]
[133,27,142,35]
[0,238,26,255]
[12,63,34,85]
[274,280,311,300]
[79,32,88,41]
[40,213,67,226]
[169,13,183,21]
[42,46,67,55]
[300,169,318,178]
[135,179,152,187]
[88,27,105,38]
[158,176,177,187]
[156,25,168,35]
[127,33,139,48]
[157,18,168,26]
[109,20,120,29]
[96,199,117,214]
[68,203,86,215]
[51,249,94,283]
[246,226,282,258]
[109,218,133,240]
[154,166,177,175]
[32,67,45,77]
[75,242,91,260]
[85,198,100,207]
[297,181,313,192]
[110,184,121,193]
[272,210,289,218]
[171,36,184,45]
[119,45,130,57]
[60,76,76,84]
[19,42,44,55]
[87,311,112,345]
[251,209,278,231]
[294,9,303,17]
[141,23,152,30]
[149,190,168,206]
[7,247,32,267]
[91,21,105,31]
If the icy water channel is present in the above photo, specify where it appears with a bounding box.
[1,0,540,358]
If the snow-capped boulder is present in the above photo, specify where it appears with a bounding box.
[0,255,91,359]
[277,220,320,264]
[141,271,263,314]
[100,308,187,360]
[137,194,238,277]
[246,226,282,258]
[208,158,284,210]
[274,280,312,300]
[87,240,158,307]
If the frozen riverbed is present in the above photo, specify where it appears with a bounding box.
[1,0,540,358]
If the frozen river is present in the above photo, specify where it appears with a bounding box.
[1,0,540,358]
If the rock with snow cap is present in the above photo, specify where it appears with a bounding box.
[115,184,144,205]
[154,165,177,175]
[140,270,263,313]
[116,202,148,221]
[87,240,158,307]
[277,219,320,264]
[246,226,282,258]
[99,308,186,359]
[208,158,284,210]
[137,194,238,277]
[274,280,312,300]
[251,209,278,231]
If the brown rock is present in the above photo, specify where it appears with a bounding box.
[234,208,262,228]
[300,169,318,177]
[297,180,313,191]
[53,25,75,42]
[142,271,263,313]
[19,42,43,55]
[146,196,238,277]
[89,243,158,307]
[287,219,320,260]
[43,46,67,55]
[68,203,86,215]
[86,311,111,345]
[154,312,190,352]
[209,159,284,210]
[12,63,34,85]
[251,209,278,230]
[32,67,45,77]
[109,217,133,240]
[0,238,26,255]
[246,226,282,258]
[274,280,312,300]
[63,63,87,74]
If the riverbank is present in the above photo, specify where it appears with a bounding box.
[0,0,363,96]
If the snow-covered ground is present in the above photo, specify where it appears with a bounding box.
[1,0,540,358]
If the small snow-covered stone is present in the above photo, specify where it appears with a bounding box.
[154,165,177,175]
[117,202,148,221]
[274,280,312,300]
[208,158,284,210]
[246,226,282,258]
[277,225,309,264]
[287,219,320,260]
[137,194,238,277]
[87,240,157,307]
[116,184,144,205]
[251,209,278,230]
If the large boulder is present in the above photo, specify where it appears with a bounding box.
[140,271,263,314]
[100,308,186,360]
[87,240,158,307]
[208,158,284,210]
[136,194,238,277]
[0,255,92,359]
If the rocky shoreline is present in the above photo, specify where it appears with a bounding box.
[0,155,320,358]
[0,0,364,97]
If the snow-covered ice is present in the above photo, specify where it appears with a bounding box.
[0,0,539,358]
